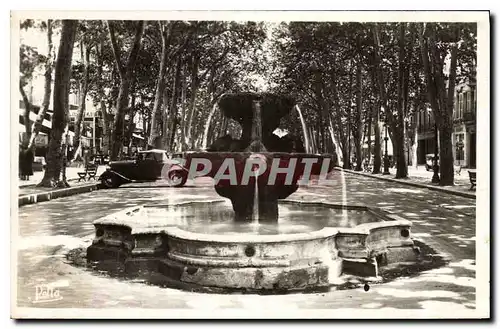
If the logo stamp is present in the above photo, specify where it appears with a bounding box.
[32,283,64,304]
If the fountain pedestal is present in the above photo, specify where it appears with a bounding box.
[216,185,297,222]
[206,93,330,222]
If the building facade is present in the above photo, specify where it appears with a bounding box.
[452,82,476,169]
[68,105,103,154]
[19,71,103,157]
[416,82,477,169]
[416,108,438,166]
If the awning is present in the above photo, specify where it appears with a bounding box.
[132,133,144,140]
[19,123,74,136]
[19,108,52,129]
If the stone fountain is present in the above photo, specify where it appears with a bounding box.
[177,93,333,222]
[86,92,421,292]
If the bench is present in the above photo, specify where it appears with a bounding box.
[78,163,98,182]
[468,170,476,191]
[363,162,373,173]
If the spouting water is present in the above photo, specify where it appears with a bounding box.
[201,103,218,150]
[339,168,349,227]
[295,105,311,153]
[252,170,259,223]
[328,115,341,158]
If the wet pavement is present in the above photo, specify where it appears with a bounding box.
[14,171,481,315]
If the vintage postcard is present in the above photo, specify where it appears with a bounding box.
[10,10,490,319]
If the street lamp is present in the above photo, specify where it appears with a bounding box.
[432,121,440,183]
[383,107,390,175]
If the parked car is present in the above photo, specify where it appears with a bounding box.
[99,149,187,188]
[425,154,440,171]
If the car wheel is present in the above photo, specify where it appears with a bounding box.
[168,170,187,187]
[102,175,120,188]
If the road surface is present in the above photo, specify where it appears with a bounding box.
[14,171,480,317]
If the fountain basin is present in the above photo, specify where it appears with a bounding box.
[86,201,419,292]
[168,152,336,221]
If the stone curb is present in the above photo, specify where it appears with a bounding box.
[18,182,101,207]
[334,167,476,200]
[19,178,79,189]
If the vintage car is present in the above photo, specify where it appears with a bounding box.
[99,149,188,188]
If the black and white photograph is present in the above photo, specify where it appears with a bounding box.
[10,10,490,319]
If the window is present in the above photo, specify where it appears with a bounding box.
[464,92,469,113]
[467,90,473,113]
[458,93,464,119]
[455,134,464,161]
[473,89,477,114]
[464,91,470,113]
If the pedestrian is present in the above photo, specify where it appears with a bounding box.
[26,147,34,179]
[83,147,90,167]
[19,145,26,180]
[19,144,34,181]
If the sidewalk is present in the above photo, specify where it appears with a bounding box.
[18,166,105,188]
[17,165,106,206]
[338,165,475,199]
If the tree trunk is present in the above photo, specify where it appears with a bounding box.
[19,83,32,142]
[108,20,145,160]
[100,100,111,155]
[38,19,77,187]
[184,53,200,149]
[439,29,459,185]
[329,78,348,168]
[217,116,229,138]
[395,23,408,178]
[366,102,373,165]
[419,23,458,185]
[327,114,340,165]
[372,85,382,174]
[146,111,151,142]
[412,120,418,169]
[167,56,182,152]
[127,109,136,150]
[94,41,110,155]
[353,61,363,171]
[110,79,131,159]
[178,65,188,152]
[73,42,91,152]
[341,141,349,170]
[439,124,454,185]
[142,111,148,142]
[28,19,54,151]
[126,84,137,152]
[160,83,170,149]
[201,102,218,149]
[148,22,172,149]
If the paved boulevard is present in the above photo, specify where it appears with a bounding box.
[14,170,479,316]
